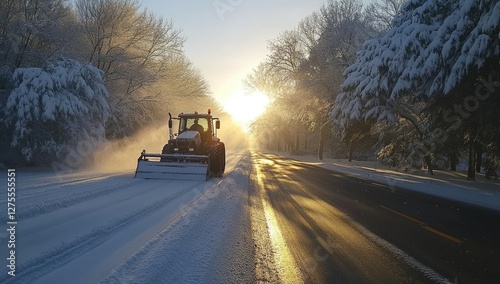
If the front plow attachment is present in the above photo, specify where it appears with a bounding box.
[134,151,209,181]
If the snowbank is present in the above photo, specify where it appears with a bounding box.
[274,152,500,212]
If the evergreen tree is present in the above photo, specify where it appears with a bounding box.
[333,0,500,178]
[4,59,109,162]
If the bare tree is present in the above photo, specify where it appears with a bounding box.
[247,0,376,158]
[75,0,200,137]
[75,0,184,91]
[365,0,406,32]
[302,0,375,159]
[296,12,325,58]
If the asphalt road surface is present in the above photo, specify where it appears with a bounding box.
[250,151,500,283]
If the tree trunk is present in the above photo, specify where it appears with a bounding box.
[318,125,326,160]
[318,137,324,160]
[295,131,299,154]
[348,140,354,162]
[467,141,476,180]
[449,152,457,171]
[475,143,482,173]
[424,155,434,175]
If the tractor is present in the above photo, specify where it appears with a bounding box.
[135,109,225,180]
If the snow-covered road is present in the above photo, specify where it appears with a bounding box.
[0,150,255,283]
[3,149,498,283]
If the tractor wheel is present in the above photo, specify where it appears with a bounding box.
[219,142,226,176]
[161,143,174,162]
[209,144,222,177]
[162,143,174,154]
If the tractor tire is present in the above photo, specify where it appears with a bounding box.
[162,143,174,154]
[219,142,226,175]
[209,143,224,177]
[161,143,174,162]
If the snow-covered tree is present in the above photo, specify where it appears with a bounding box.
[0,0,74,70]
[333,0,500,177]
[3,59,110,162]
[334,0,499,126]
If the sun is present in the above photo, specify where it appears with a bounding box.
[223,89,270,131]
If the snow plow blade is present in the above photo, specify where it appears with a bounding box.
[134,151,209,181]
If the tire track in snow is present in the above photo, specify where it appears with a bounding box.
[1,175,141,222]
[103,154,255,283]
[2,186,188,284]
[15,172,123,194]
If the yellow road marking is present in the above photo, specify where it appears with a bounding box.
[422,226,464,244]
[380,206,425,225]
[380,205,464,245]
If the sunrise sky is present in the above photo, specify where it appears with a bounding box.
[139,0,327,125]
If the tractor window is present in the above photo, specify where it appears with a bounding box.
[180,117,210,133]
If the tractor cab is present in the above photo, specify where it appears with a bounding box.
[176,110,220,143]
[179,114,211,141]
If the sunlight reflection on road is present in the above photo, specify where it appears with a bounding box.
[255,162,302,284]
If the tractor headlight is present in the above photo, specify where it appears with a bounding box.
[189,148,195,152]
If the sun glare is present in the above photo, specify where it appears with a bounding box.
[223,90,270,131]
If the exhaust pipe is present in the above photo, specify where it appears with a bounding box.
[168,113,174,139]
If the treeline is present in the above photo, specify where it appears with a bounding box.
[0,0,215,165]
[248,0,500,180]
